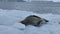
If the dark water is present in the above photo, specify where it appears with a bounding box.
[0,2,60,14]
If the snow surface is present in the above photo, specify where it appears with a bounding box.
[0,9,60,34]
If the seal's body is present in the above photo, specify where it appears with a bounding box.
[20,15,48,27]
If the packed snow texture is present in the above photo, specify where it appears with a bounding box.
[0,9,60,34]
